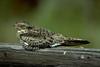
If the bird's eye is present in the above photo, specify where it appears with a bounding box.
[20,25,26,29]
[27,26,32,29]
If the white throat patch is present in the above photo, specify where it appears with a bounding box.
[17,30,26,34]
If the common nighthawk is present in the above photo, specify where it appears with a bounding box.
[15,20,90,51]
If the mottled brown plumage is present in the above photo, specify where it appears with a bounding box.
[15,20,90,51]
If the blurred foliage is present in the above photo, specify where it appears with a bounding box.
[0,0,100,48]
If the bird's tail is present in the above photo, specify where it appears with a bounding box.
[62,38,90,46]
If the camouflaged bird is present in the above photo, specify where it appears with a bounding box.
[15,21,90,51]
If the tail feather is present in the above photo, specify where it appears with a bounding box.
[62,39,90,46]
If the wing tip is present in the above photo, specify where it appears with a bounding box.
[82,40,90,44]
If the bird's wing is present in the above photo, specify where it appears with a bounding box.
[30,27,55,37]
[19,32,53,48]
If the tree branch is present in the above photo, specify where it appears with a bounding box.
[0,43,100,67]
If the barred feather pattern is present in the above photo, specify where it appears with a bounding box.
[19,29,64,49]
[15,21,90,50]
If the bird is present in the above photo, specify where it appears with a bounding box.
[14,20,90,51]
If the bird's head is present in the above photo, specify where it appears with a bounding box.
[14,20,32,34]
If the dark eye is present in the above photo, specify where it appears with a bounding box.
[27,26,32,29]
[20,25,26,29]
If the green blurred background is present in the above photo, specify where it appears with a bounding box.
[0,0,100,48]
